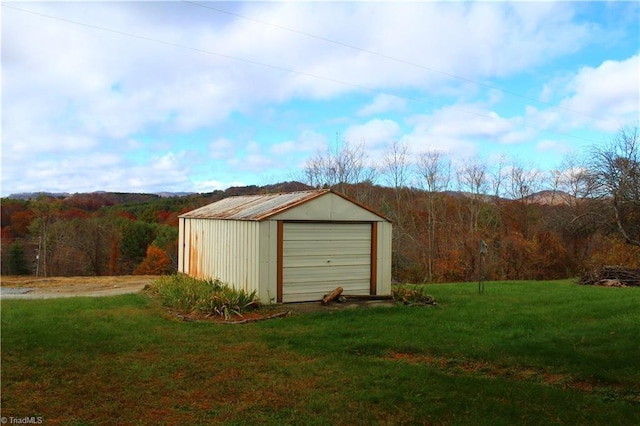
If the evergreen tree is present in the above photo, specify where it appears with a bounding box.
[8,241,31,275]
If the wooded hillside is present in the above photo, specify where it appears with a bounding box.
[1,180,637,282]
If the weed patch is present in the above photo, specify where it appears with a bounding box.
[392,283,437,306]
[145,274,260,320]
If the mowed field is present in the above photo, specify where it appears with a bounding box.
[1,279,639,425]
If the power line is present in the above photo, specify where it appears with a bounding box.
[3,4,608,144]
[183,0,626,129]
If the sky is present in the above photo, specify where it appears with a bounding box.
[1,1,639,196]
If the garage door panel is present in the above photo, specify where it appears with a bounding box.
[285,280,370,293]
[283,240,370,254]
[284,223,371,240]
[283,255,370,268]
[282,222,372,302]
[284,264,369,282]
[285,282,370,301]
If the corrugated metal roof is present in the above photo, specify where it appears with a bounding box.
[179,189,330,221]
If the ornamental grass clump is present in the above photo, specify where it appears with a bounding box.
[147,274,259,319]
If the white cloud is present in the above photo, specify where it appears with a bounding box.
[407,103,531,146]
[2,2,601,144]
[526,54,639,133]
[2,150,193,195]
[209,137,236,160]
[270,130,327,156]
[344,119,401,149]
[357,94,407,117]
[536,139,574,155]
[560,54,639,131]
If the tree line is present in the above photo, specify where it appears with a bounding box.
[301,125,639,282]
[2,126,638,282]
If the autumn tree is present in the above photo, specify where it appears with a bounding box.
[28,197,62,277]
[46,218,119,276]
[152,225,179,272]
[119,220,157,273]
[133,245,172,275]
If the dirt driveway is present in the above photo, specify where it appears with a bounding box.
[0,276,157,299]
[0,275,399,312]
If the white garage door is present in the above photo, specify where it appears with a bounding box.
[282,222,372,303]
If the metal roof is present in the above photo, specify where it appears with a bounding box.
[179,189,331,221]
[179,189,392,222]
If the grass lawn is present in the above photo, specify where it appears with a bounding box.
[2,280,639,425]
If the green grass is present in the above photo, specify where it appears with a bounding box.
[2,280,639,425]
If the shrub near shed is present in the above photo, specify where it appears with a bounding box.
[146,274,259,320]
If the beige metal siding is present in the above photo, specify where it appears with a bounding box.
[178,218,185,273]
[376,221,393,296]
[258,221,278,303]
[282,222,371,303]
[179,218,260,295]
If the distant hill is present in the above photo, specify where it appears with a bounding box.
[7,192,70,200]
[5,184,574,207]
[155,192,196,198]
[5,181,313,202]
[524,190,573,205]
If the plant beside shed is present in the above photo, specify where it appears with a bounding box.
[146,275,261,320]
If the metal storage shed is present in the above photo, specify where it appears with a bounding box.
[178,189,392,303]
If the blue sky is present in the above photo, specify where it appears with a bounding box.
[2,1,638,196]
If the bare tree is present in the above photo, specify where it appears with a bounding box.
[549,156,602,268]
[381,140,413,279]
[552,155,595,209]
[508,163,541,202]
[382,140,412,214]
[587,125,640,247]
[506,160,544,239]
[457,159,488,232]
[418,150,451,194]
[489,155,508,199]
[303,140,377,203]
[416,150,451,282]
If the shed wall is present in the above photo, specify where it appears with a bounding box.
[375,221,393,296]
[179,218,261,296]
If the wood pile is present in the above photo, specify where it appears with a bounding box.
[580,266,640,287]
[321,287,344,305]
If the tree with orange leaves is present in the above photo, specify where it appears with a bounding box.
[133,245,172,275]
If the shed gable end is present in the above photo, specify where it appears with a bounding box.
[270,192,385,222]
